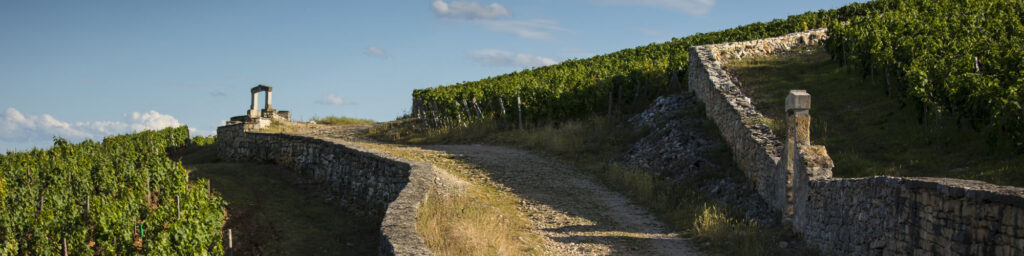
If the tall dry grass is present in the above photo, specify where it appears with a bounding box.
[416,187,545,256]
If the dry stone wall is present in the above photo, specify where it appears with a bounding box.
[216,124,433,255]
[688,29,1024,255]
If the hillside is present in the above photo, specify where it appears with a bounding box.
[727,47,1024,186]
[410,1,887,125]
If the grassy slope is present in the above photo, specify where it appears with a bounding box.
[180,145,379,255]
[727,48,1024,186]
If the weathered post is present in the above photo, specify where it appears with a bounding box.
[62,237,67,256]
[176,195,181,219]
[454,101,464,125]
[516,97,523,130]
[462,99,473,120]
[227,229,233,256]
[498,98,506,117]
[472,98,483,118]
[782,90,811,219]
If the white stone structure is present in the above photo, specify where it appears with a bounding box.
[229,84,290,128]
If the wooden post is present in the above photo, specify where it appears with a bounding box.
[176,195,181,219]
[462,99,473,120]
[472,98,483,118]
[227,229,233,256]
[62,237,67,256]
[498,98,506,117]
[516,97,523,130]
[454,101,464,125]
[431,102,441,127]
[37,193,44,217]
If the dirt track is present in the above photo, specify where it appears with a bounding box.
[427,144,698,256]
[301,124,700,255]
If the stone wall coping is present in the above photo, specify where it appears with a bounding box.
[825,176,1024,208]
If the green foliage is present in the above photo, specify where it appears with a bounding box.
[825,0,1024,146]
[0,127,226,255]
[412,1,890,124]
[190,135,217,147]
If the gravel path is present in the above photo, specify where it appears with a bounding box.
[429,145,698,256]
[292,123,700,255]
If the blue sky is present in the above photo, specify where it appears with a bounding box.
[0,0,863,152]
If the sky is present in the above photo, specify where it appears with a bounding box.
[0,0,865,153]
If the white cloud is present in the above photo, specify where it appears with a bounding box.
[1,107,184,147]
[316,93,347,106]
[128,110,182,131]
[1,108,92,142]
[430,0,567,40]
[468,49,558,68]
[475,19,567,40]
[594,0,715,15]
[365,46,389,59]
[431,0,512,19]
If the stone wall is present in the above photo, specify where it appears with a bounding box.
[688,29,1024,255]
[217,124,433,255]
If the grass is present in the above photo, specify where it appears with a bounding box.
[180,145,379,255]
[368,113,817,255]
[416,186,545,256]
[259,120,300,133]
[726,47,1024,186]
[355,142,547,256]
[310,116,375,125]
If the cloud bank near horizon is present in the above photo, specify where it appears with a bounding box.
[1,107,192,152]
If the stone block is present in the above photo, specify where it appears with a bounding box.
[786,90,811,111]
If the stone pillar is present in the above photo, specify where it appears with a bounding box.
[781,90,811,218]
[248,92,260,118]
[265,91,273,111]
[786,90,811,146]
[250,92,258,110]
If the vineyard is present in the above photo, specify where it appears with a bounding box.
[0,127,226,255]
[411,1,892,127]
[825,0,1024,146]
[412,0,1024,148]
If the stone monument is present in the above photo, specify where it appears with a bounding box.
[227,84,290,128]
